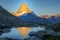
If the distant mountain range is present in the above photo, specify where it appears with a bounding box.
[11,3,60,25]
[17,11,60,25]
[0,2,60,27]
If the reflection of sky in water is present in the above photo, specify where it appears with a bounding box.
[0,28,22,39]
[0,27,45,39]
[31,27,46,32]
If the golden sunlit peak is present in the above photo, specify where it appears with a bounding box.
[17,2,31,13]
[15,2,31,16]
[12,2,31,16]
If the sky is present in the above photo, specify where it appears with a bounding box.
[0,0,60,16]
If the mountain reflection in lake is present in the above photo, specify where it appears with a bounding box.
[18,27,31,38]
[0,26,45,39]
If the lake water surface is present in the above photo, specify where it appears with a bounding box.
[0,26,45,39]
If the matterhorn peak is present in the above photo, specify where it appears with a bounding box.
[17,2,31,13]
[12,2,31,16]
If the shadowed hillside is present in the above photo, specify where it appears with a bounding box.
[0,6,23,35]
